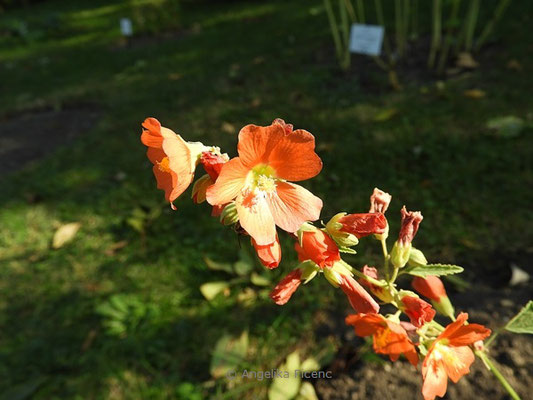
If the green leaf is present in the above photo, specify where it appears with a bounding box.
[505,301,533,334]
[338,246,356,254]
[52,222,81,249]
[373,107,398,122]
[204,257,234,274]
[200,281,230,301]
[300,357,320,372]
[402,263,464,277]
[486,115,525,138]
[296,382,319,400]
[268,350,302,400]
[250,273,271,286]
[210,331,248,378]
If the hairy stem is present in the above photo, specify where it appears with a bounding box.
[475,351,521,400]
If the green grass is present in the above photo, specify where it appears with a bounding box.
[1,0,532,398]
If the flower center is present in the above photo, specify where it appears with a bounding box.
[157,157,171,173]
[251,164,278,193]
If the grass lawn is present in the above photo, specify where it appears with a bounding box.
[0,0,532,398]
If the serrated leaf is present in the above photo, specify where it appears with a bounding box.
[200,281,230,301]
[403,264,463,277]
[296,382,319,400]
[210,331,248,378]
[52,222,81,249]
[250,273,271,286]
[339,246,356,254]
[204,257,234,274]
[505,301,533,334]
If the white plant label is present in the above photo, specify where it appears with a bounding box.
[120,18,133,37]
[349,24,384,56]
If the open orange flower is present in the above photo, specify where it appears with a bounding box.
[141,117,206,209]
[345,313,418,366]
[206,119,323,245]
[422,313,491,400]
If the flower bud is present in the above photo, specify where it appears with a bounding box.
[400,295,436,328]
[339,274,380,314]
[325,213,359,248]
[270,268,302,305]
[390,240,412,269]
[369,188,392,214]
[359,266,394,303]
[407,247,428,267]
[338,213,388,239]
[191,174,212,204]
[252,235,281,269]
[219,202,239,225]
[411,276,455,319]
[294,228,340,268]
[200,150,229,180]
[398,206,423,246]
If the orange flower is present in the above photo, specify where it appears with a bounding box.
[252,235,281,269]
[338,213,388,239]
[339,274,380,314]
[270,268,303,305]
[294,229,340,268]
[192,151,229,218]
[345,313,418,366]
[401,295,436,328]
[422,313,491,400]
[412,276,447,302]
[206,119,323,245]
[141,118,205,209]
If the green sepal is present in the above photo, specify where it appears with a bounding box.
[299,261,320,284]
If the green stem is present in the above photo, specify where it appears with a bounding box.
[374,0,394,64]
[351,267,388,288]
[464,0,480,52]
[395,0,403,57]
[380,237,390,280]
[356,0,365,23]
[339,0,351,69]
[390,266,399,283]
[324,0,347,70]
[343,0,357,22]
[474,0,512,51]
[428,0,441,68]
[437,0,461,74]
[475,351,521,400]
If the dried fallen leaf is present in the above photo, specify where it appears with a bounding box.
[52,222,81,249]
[221,122,236,134]
[456,52,479,69]
[105,240,129,256]
[463,89,485,99]
[168,73,182,80]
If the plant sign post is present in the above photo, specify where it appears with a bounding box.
[140,117,531,400]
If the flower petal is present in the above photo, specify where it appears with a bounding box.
[236,190,276,245]
[268,129,323,181]
[422,356,448,400]
[163,134,195,199]
[206,157,249,205]
[267,182,322,233]
[237,124,285,168]
[141,117,163,148]
[444,346,474,383]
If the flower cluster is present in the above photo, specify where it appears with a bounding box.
[141,118,493,400]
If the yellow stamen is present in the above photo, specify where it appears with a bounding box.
[157,157,171,173]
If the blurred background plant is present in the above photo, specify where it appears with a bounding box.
[324,0,512,87]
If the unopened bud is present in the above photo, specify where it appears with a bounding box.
[325,213,359,248]
[219,202,238,225]
[390,240,411,269]
[408,247,428,267]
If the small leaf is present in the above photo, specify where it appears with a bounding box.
[300,357,320,372]
[204,257,234,274]
[210,331,248,378]
[268,365,301,400]
[0,376,48,400]
[486,115,525,138]
[505,301,533,334]
[286,350,301,371]
[402,264,464,277]
[250,273,271,286]
[296,382,319,400]
[200,281,230,301]
[52,222,81,249]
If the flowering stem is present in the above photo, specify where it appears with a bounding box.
[351,267,388,288]
[380,237,390,280]
[475,350,521,400]
[390,266,399,283]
